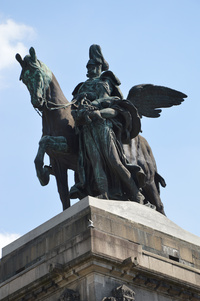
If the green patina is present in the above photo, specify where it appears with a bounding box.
[21,56,52,99]
[16,45,186,214]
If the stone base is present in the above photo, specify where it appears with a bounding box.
[0,196,200,300]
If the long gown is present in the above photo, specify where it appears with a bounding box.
[70,73,145,202]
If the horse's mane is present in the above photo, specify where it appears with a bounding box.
[38,60,52,85]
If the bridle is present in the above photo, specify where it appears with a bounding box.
[22,60,77,117]
[34,96,77,117]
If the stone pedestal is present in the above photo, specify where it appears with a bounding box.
[0,196,200,300]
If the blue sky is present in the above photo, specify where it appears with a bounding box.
[0,0,200,256]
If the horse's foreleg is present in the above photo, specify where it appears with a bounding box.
[34,135,69,186]
[56,180,70,210]
[34,135,71,210]
[34,139,50,186]
[54,165,70,210]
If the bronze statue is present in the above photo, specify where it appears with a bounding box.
[16,48,78,210]
[69,45,145,204]
[16,45,187,214]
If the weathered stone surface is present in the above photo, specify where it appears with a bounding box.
[102,284,135,301]
[0,197,200,300]
[58,288,80,300]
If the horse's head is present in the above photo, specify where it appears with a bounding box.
[16,47,52,111]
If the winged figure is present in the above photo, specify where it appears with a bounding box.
[124,83,187,215]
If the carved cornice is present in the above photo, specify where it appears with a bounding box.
[1,250,200,300]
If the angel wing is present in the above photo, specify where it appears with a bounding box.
[127,84,187,118]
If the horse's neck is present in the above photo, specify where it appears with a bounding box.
[49,73,69,104]
[42,73,74,137]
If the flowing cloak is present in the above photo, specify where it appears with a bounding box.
[70,71,145,200]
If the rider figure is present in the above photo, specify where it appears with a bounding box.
[70,44,145,203]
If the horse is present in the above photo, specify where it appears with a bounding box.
[123,135,166,214]
[16,47,78,210]
[16,47,166,214]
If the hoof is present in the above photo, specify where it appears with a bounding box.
[38,166,50,186]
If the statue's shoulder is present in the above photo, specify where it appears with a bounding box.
[72,82,84,97]
[100,70,121,86]
[101,71,123,99]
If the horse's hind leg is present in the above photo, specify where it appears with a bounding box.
[143,184,166,215]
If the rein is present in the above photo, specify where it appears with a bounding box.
[45,99,77,111]
[34,107,43,117]
[34,97,77,117]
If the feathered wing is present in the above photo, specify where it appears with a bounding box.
[127,84,187,118]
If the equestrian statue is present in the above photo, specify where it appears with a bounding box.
[16,45,187,215]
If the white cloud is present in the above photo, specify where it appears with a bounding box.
[0,19,36,71]
[0,232,21,258]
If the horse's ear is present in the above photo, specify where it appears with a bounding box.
[15,53,24,68]
[29,47,37,62]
